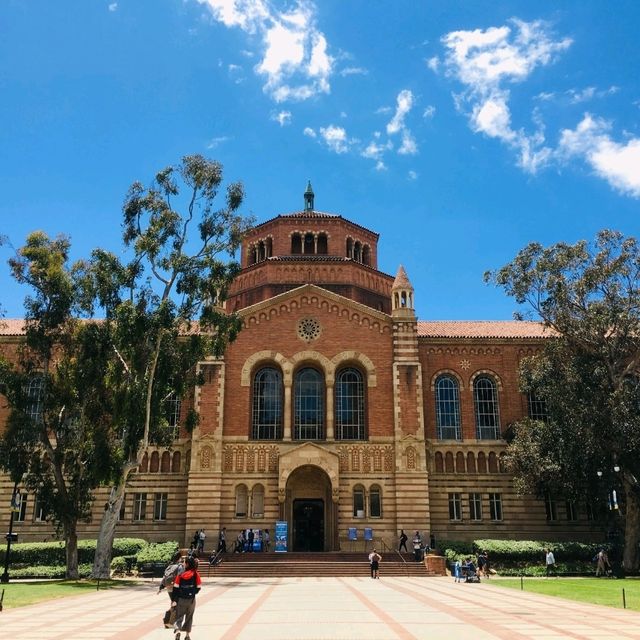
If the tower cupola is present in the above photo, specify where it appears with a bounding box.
[304,180,314,211]
[391,265,415,316]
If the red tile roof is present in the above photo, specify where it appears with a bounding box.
[417,320,552,339]
[0,319,26,335]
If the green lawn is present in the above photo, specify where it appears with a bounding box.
[0,579,137,609]
[492,577,640,611]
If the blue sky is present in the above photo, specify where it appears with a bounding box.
[1,0,639,321]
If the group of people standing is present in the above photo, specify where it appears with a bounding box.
[233,528,271,553]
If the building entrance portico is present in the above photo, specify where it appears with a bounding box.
[279,443,340,551]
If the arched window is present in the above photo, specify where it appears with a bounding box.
[346,238,353,258]
[434,451,444,473]
[488,452,498,473]
[140,452,149,473]
[25,375,44,424]
[171,451,181,473]
[304,233,315,254]
[473,376,501,439]
[165,390,181,439]
[235,484,248,518]
[266,237,273,258]
[467,452,476,473]
[353,485,365,517]
[335,367,365,440]
[445,451,454,473]
[150,451,159,473]
[317,233,328,254]
[362,245,371,266]
[251,484,264,518]
[369,485,382,518]
[456,452,466,473]
[291,233,302,254]
[354,241,362,262]
[294,367,324,440]
[477,451,487,473]
[435,375,461,440]
[160,451,171,473]
[252,367,283,440]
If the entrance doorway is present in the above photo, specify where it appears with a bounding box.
[293,499,324,552]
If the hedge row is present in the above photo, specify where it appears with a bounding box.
[8,564,94,579]
[440,539,612,569]
[0,538,147,566]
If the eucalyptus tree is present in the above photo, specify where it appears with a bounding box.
[0,232,116,578]
[486,230,640,571]
[89,155,253,578]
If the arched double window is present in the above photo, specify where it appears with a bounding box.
[252,367,283,440]
[369,485,382,518]
[473,375,501,440]
[353,485,365,517]
[435,375,461,440]
[251,484,264,518]
[235,484,248,518]
[335,367,365,440]
[294,367,324,440]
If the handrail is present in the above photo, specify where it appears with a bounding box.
[379,539,410,577]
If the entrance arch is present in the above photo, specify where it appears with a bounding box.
[285,465,335,551]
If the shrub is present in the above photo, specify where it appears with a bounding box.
[135,541,179,569]
[0,538,148,567]
[110,556,128,577]
[8,563,93,579]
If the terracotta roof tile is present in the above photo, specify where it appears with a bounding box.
[0,319,26,335]
[417,320,552,339]
[392,265,413,290]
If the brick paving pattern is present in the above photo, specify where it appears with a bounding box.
[2,577,640,639]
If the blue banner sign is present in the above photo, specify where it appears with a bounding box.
[275,521,288,553]
[364,527,373,541]
[347,527,357,541]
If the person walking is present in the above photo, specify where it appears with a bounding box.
[159,551,184,628]
[172,555,202,640]
[453,558,461,583]
[197,529,206,554]
[368,548,382,579]
[398,529,408,553]
[412,531,422,562]
[545,548,556,577]
[247,528,255,552]
[595,549,611,577]
[263,528,271,552]
[217,527,226,553]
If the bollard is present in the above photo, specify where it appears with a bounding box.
[622,588,626,609]
[520,575,524,591]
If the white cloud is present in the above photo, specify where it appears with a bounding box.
[408,170,418,180]
[559,114,640,197]
[361,139,392,160]
[272,110,292,126]
[441,18,572,173]
[108,2,118,11]
[568,87,596,104]
[423,105,436,119]
[398,130,418,155]
[386,89,414,135]
[375,160,386,172]
[206,135,230,149]
[303,126,316,138]
[340,66,368,77]
[375,106,392,115]
[228,63,243,72]
[319,125,351,153]
[198,0,334,102]
[426,56,439,72]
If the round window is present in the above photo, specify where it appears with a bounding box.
[297,317,321,341]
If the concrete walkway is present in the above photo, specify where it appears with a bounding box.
[2,577,640,639]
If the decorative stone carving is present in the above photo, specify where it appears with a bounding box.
[406,446,416,470]
[257,448,267,473]
[384,447,394,472]
[224,446,233,472]
[246,447,255,473]
[362,447,371,473]
[200,446,212,470]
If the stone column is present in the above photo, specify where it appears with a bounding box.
[326,383,334,439]
[284,384,292,440]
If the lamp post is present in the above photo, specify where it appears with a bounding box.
[1,482,19,583]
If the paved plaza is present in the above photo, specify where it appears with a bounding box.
[2,576,640,639]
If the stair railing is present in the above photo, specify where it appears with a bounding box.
[379,539,410,577]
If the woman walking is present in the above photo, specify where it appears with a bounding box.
[172,555,202,640]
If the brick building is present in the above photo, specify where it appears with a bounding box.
[0,184,599,550]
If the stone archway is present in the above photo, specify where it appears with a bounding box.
[278,443,340,551]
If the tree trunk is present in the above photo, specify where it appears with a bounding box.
[65,524,79,580]
[91,480,127,579]
[622,477,640,573]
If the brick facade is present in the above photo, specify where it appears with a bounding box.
[0,194,601,550]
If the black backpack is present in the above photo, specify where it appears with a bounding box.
[176,573,200,599]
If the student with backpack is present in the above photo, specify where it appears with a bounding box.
[172,555,202,640]
[160,551,184,628]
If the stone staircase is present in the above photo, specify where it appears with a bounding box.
[197,551,437,578]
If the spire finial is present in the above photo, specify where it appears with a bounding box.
[304,180,314,211]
